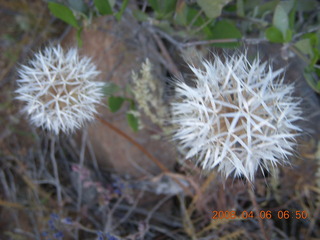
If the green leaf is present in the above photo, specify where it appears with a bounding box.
[128,98,135,110]
[236,0,245,17]
[126,113,139,132]
[115,0,129,21]
[294,39,314,58]
[265,26,283,43]
[109,0,116,7]
[302,32,320,64]
[303,33,318,47]
[148,0,177,19]
[284,28,292,42]
[174,1,188,26]
[133,10,149,21]
[272,0,295,40]
[316,30,320,51]
[277,0,295,13]
[48,2,79,28]
[273,4,289,37]
[288,1,296,29]
[255,0,279,17]
[67,0,87,13]
[153,20,175,35]
[303,68,320,93]
[94,0,113,15]
[76,28,83,47]
[108,96,125,112]
[103,83,120,96]
[197,0,232,18]
[148,0,158,11]
[183,6,209,34]
[207,20,241,47]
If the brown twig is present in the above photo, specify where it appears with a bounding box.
[0,199,24,209]
[187,172,216,216]
[149,30,181,77]
[151,26,268,49]
[96,115,169,173]
[248,186,270,240]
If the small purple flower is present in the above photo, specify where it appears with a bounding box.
[106,233,119,240]
[42,213,70,240]
[62,217,72,224]
[54,231,64,239]
[97,231,104,240]
[112,178,124,195]
[50,213,59,219]
[48,219,55,230]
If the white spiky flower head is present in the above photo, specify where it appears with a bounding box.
[16,45,104,135]
[171,53,302,181]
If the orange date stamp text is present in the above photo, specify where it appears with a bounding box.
[212,210,308,220]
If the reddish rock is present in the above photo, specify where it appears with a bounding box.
[63,16,176,178]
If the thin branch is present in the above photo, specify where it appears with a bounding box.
[152,26,268,49]
[0,199,25,209]
[77,129,87,211]
[111,189,145,231]
[111,202,182,227]
[146,194,173,223]
[87,137,103,181]
[50,134,62,207]
[187,172,216,216]
[96,115,169,173]
[190,18,212,36]
[248,186,270,240]
[106,194,125,232]
[293,25,320,41]
[149,29,181,77]
[188,9,204,30]
[75,129,88,240]
[221,13,269,26]
[182,38,240,48]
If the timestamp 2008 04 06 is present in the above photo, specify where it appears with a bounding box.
[212,210,308,220]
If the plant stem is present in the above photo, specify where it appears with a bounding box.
[248,186,270,240]
[149,29,181,77]
[50,134,62,207]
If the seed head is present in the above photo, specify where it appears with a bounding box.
[16,45,104,134]
[171,53,302,181]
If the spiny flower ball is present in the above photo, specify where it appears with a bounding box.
[171,53,302,181]
[16,45,104,134]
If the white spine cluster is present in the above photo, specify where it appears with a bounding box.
[171,53,302,181]
[16,45,104,134]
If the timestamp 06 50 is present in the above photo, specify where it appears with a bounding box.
[212,210,308,220]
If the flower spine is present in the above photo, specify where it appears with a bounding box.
[171,53,302,181]
[16,45,104,134]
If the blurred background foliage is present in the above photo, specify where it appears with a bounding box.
[47,0,320,92]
